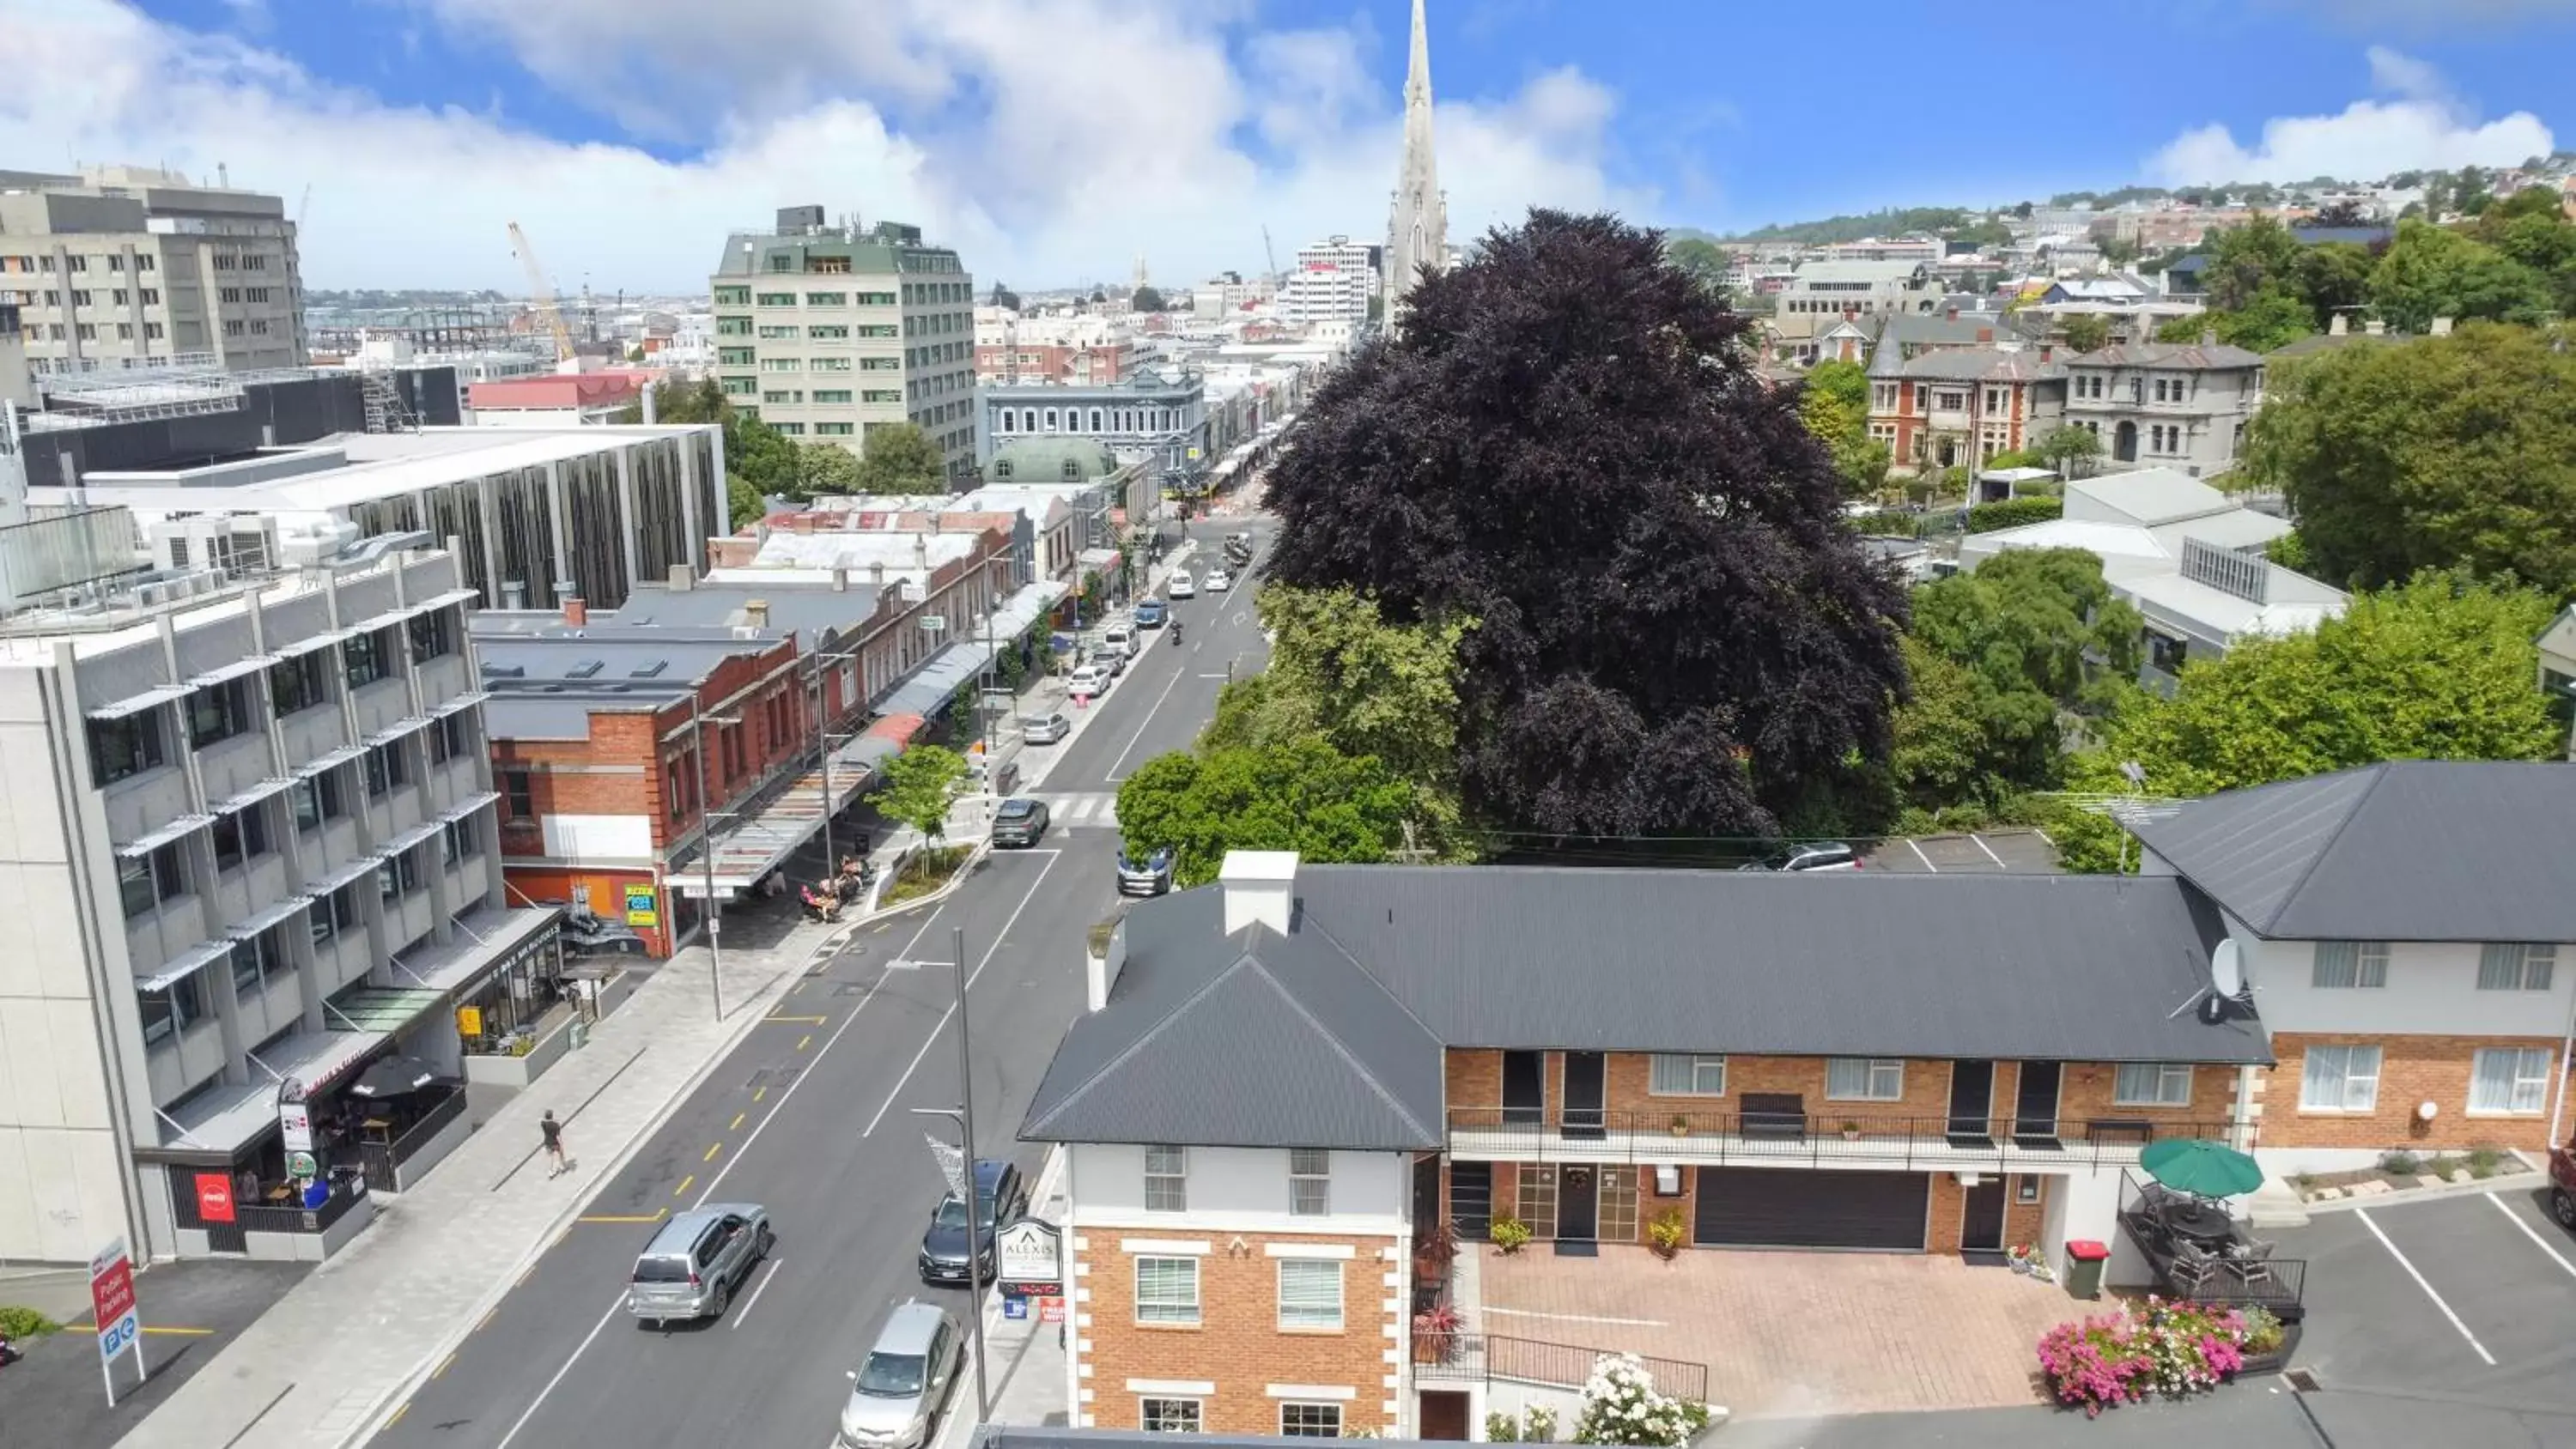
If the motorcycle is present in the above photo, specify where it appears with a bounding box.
[1170,622,1184,647]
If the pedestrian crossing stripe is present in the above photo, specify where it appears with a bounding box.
[1032,792,1121,828]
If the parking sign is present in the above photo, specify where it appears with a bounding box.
[89,1236,143,1401]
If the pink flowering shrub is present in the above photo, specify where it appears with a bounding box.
[2035,1297,2250,1416]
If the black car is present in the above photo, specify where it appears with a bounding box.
[1117,846,1175,897]
[991,797,1049,848]
[918,1160,1029,1285]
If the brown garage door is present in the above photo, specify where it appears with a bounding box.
[1693,1167,1927,1251]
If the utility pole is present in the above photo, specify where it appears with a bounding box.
[909,925,990,1424]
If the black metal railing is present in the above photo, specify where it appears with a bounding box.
[1448,1107,2239,1171]
[232,1178,368,1236]
[2114,1169,2306,1321]
[358,1088,470,1190]
[1418,1334,1710,1404]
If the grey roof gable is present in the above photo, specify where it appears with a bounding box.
[2130,761,2576,943]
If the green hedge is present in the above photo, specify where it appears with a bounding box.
[1965,497,2064,534]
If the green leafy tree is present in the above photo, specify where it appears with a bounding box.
[1948,217,2014,249]
[613,378,809,501]
[1796,359,1885,494]
[2367,219,2554,333]
[2096,233,2142,265]
[868,744,969,842]
[2060,312,2111,353]
[2245,321,2576,594]
[1132,285,1168,312]
[2032,424,2101,479]
[2156,287,2313,351]
[1664,237,1734,299]
[2474,187,2576,316]
[2056,572,2562,870]
[2291,241,2375,327]
[2204,214,2304,312]
[1911,549,2141,791]
[1886,636,1992,814]
[1088,288,1107,305]
[850,421,946,495]
[1115,740,1416,888]
[793,442,865,499]
[726,474,768,530]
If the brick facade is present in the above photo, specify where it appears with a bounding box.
[2261,1032,2572,1152]
[1075,1229,1400,1436]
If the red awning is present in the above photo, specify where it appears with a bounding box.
[865,712,926,746]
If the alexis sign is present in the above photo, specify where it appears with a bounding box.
[995,1217,1061,1294]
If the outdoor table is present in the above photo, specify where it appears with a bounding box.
[2162,1198,2234,1244]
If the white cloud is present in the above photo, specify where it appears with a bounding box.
[2147,48,2555,185]
[0,0,1644,293]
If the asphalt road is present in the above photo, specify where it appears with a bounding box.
[368,518,1273,1449]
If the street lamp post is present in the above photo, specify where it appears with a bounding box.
[908,925,990,1425]
[809,646,863,875]
[691,702,743,1021]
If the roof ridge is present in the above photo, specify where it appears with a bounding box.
[2255,763,2387,934]
[1233,946,1440,1145]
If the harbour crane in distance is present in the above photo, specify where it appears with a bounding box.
[505,221,577,364]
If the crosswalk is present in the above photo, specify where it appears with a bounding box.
[1031,791,1121,829]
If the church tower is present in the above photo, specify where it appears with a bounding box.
[1383,0,1447,326]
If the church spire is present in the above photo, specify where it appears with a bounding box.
[1385,0,1446,326]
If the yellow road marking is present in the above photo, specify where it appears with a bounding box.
[704,1143,722,1163]
[729,1112,746,1131]
[385,1404,411,1430]
[579,1211,667,1224]
[797,1034,813,1052]
[791,981,807,996]
[475,1307,496,1334]
[515,1263,536,1289]
[432,1351,457,1379]
[752,1087,768,1103]
[140,1325,215,1337]
[672,1173,696,1198]
[766,1014,827,1024]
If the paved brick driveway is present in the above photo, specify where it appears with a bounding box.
[1479,1246,2070,1418]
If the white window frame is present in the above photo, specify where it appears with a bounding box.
[1826,1058,1905,1101]
[1279,1403,1343,1437]
[2477,943,2557,992]
[1140,1397,1203,1433]
[1144,1145,1187,1213]
[1133,1256,1200,1325]
[1648,1053,1728,1096]
[1288,1149,1330,1216]
[2312,941,2389,990]
[2299,1045,2382,1113]
[2469,1046,2553,1116]
[1275,1258,1343,1331]
[2113,1063,2194,1107]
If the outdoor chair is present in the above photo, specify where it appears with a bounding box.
[2224,1239,2277,1287]
[2167,1240,2219,1293]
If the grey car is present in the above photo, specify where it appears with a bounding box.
[839,1300,964,1449]
[1020,712,1072,745]
[626,1203,772,1326]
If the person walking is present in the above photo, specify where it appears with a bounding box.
[541,1109,569,1179]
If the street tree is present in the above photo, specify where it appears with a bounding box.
[2032,424,2102,479]
[868,744,969,843]
[2367,219,2554,333]
[1115,741,1416,888]
[2056,572,2563,870]
[1885,636,1992,816]
[1797,359,1886,496]
[2203,214,2303,312]
[793,442,865,500]
[1663,237,1734,299]
[2060,313,2111,353]
[852,421,946,495]
[1910,549,2142,791]
[2245,321,2576,596]
[1264,209,1911,840]
[1131,284,1168,312]
[726,475,768,530]
[2155,287,2312,351]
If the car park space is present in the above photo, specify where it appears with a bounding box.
[1868,829,2059,874]
[2278,1185,2576,1409]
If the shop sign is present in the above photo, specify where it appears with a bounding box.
[278,1098,314,1155]
[623,885,659,929]
[456,1004,484,1037]
[288,1152,319,1180]
[1002,1296,1029,1321]
[193,1172,236,1224]
[1038,1295,1067,1324]
[995,1217,1062,1294]
[90,1236,143,1400]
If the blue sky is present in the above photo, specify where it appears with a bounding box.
[7,0,2570,290]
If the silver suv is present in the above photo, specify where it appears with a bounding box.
[840,1300,964,1448]
[627,1203,772,1326]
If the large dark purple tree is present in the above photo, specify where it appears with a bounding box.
[1266,209,1909,840]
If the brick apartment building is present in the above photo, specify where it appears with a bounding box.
[1866,346,2065,472]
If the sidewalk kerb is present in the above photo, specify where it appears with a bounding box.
[2288,1164,2549,1216]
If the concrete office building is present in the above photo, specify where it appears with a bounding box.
[0,525,552,1266]
[1283,238,1379,327]
[712,208,981,483]
[0,165,308,373]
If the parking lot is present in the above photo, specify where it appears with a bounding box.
[2280,1181,2576,1412]
[1868,828,2059,873]
[3,1258,308,1446]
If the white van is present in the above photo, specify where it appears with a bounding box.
[1102,625,1137,660]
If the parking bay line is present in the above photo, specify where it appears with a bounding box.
[1971,833,2005,868]
[2485,1191,2576,1278]
[1905,838,1938,871]
[2356,1207,2497,1365]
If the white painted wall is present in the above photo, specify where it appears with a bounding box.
[2223,913,2576,1039]
[1066,1143,1409,1236]
[542,813,654,862]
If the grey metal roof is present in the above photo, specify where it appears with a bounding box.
[2129,761,2576,942]
[1023,866,2266,1150]
[2067,340,2264,370]
[1894,349,2062,383]
[609,584,883,642]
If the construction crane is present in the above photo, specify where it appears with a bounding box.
[505,221,577,364]
[1261,225,1282,295]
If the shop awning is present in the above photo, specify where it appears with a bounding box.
[136,937,232,991]
[189,654,280,688]
[115,813,212,858]
[385,906,562,997]
[157,1079,286,1155]
[249,1028,389,1097]
[324,986,445,1034]
[86,683,192,721]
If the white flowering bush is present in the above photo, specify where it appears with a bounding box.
[1570,1354,1711,1446]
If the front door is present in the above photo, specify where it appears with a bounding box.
[1502,1051,1545,1125]
[1961,1177,2008,1253]
[1558,1164,1599,1241]
[2113,420,2138,463]
[2014,1061,2063,1143]
[1419,1390,1472,1440]
[1562,1052,1607,1139]
[1947,1061,1996,1142]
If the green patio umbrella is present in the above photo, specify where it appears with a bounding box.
[2139,1138,2264,1198]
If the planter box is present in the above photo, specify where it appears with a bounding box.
[2235,1324,2302,1379]
[462,1014,575,1090]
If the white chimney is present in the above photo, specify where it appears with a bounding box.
[1219,851,1298,937]
[2429,316,2454,336]
[1085,917,1128,1012]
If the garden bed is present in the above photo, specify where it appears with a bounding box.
[882,844,972,906]
[2291,1147,2531,1203]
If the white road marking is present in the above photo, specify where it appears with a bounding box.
[1197,673,1230,679]
[1971,833,2005,868]
[864,852,1063,1135]
[2356,1207,2496,1365]
[1906,838,1938,871]
[1103,649,1196,783]
[1481,1306,1670,1328]
[2485,1191,2576,1279]
[729,1258,786,1331]
[492,888,979,1449]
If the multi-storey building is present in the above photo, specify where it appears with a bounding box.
[2060,337,2264,478]
[711,208,981,482]
[0,537,550,1266]
[1282,238,1378,328]
[0,165,307,372]
[1772,259,1941,318]
[1866,348,2064,471]
[974,310,1136,387]
[981,371,1210,486]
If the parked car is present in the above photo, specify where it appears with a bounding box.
[1103,625,1138,660]
[1097,644,1127,678]
[1020,712,1072,745]
[839,1301,964,1449]
[991,797,1050,847]
[1133,599,1168,629]
[1223,531,1254,563]
[1117,846,1176,897]
[1205,568,1232,592]
[1735,841,1863,873]
[1066,665,1109,701]
[917,1159,1030,1285]
[627,1203,773,1327]
[2549,1143,2576,1229]
[1169,571,1195,598]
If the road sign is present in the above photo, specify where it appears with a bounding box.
[89,1237,143,1403]
[996,1217,1062,1294]
[1002,1296,1029,1321]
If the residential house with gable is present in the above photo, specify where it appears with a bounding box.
[1865,348,2063,471]
[2059,338,2264,477]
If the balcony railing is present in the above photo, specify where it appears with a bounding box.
[1417,1334,1710,1405]
[1448,1107,2241,1173]
[2114,1169,2306,1322]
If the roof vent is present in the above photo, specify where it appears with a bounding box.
[567,660,603,679]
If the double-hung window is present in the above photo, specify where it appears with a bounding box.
[2477,943,2556,992]
[1139,1398,1202,1433]
[1276,1258,1342,1331]
[2113,1063,2192,1107]
[1826,1058,1904,1101]
[2470,1047,2553,1115]
[1144,1145,1187,1212]
[2312,941,2388,989]
[1288,1149,1330,1216]
[1133,1256,1199,1325]
[2299,1045,2381,1113]
[1649,1053,1727,1095]
[1279,1404,1342,1437]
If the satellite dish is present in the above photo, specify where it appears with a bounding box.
[2211,939,2244,999]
